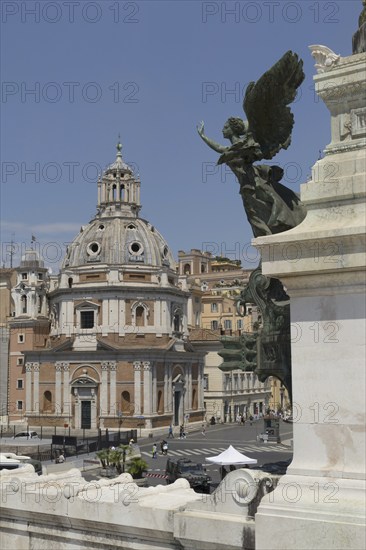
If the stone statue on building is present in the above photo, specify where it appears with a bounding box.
[197,50,306,238]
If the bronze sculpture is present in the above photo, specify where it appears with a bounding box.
[198,50,306,237]
[198,52,308,402]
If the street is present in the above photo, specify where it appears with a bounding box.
[137,420,293,488]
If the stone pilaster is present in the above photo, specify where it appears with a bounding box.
[25,363,32,414]
[32,363,40,414]
[133,361,141,415]
[100,362,109,417]
[62,363,70,416]
[55,362,62,416]
[143,361,152,415]
[109,361,117,415]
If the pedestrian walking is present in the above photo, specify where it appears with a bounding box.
[168,424,174,438]
[201,423,206,437]
[152,443,157,459]
[179,424,186,439]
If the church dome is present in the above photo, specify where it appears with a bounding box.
[62,216,176,269]
[61,140,176,271]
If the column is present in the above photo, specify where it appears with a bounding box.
[143,361,152,415]
[133,361,141,415]
[169,364,173,412]
[33,363,40,414]
[109,362,117,415]
[100,362,109,417]
[25,363,32,414]
[188,365,192,411]
[163,366,168,413]
[62,363,70,416]
[151,363,157,414]
[55,363,62,417]
[197,362,204,409]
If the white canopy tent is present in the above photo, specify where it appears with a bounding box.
[206,445,257,466]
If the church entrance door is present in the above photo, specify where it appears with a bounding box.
[81,401,91,429]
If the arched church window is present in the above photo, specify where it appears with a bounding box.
[121,391,131,414]
[184,263,191,275]
[21,295,27,314]
[68,277,73,288]
[136,306,145,327]
[43,391,52,412]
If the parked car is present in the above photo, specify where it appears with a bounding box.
[0,452,42,475]
[166,458,211,493]
[283,416,293,423]
[13,431,39,439]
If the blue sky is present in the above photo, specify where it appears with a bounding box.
[1,0,362,270]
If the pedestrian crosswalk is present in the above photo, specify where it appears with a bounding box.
[142,443,291,459]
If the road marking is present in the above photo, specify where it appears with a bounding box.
[187,449,202,455]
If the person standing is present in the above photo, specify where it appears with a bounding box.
[152,443,157,459]
[168,424,174,438]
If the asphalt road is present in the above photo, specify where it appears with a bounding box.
[137,420,293,487]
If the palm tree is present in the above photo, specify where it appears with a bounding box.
[127,457,148,479]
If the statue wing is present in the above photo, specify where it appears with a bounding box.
[243,51,304,160]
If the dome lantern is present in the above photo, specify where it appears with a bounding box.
[97,138,141,217]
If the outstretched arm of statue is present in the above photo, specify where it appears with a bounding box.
[197,121,227,154]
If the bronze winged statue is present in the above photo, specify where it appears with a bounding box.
[197,51,307,237]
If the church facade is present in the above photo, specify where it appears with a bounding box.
[8,142,205,429]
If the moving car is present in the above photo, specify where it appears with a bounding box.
[166,458,211,493]
[13,431,39,439]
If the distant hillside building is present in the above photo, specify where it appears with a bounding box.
[7,142,205,429]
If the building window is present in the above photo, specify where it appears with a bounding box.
[121,391,131,414]
[43,391,52,412]
[225,374,231,391]
[211,302,218,313]
[38,273,43,280]
[224,319,232,330]
[234,375,238,390]
[21,295,27,314]
[18,334,25,343]
[80,310,95,329]
[201,264,206,273]
[22,273,27,280]
[17,400,23,410]
[203,374,209,391]
[17,357,24,366]
[183,263,191,275]
[211,320,219,330]
[237,319,243,329]
[17,379,23,389]
[135,306,145,327]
